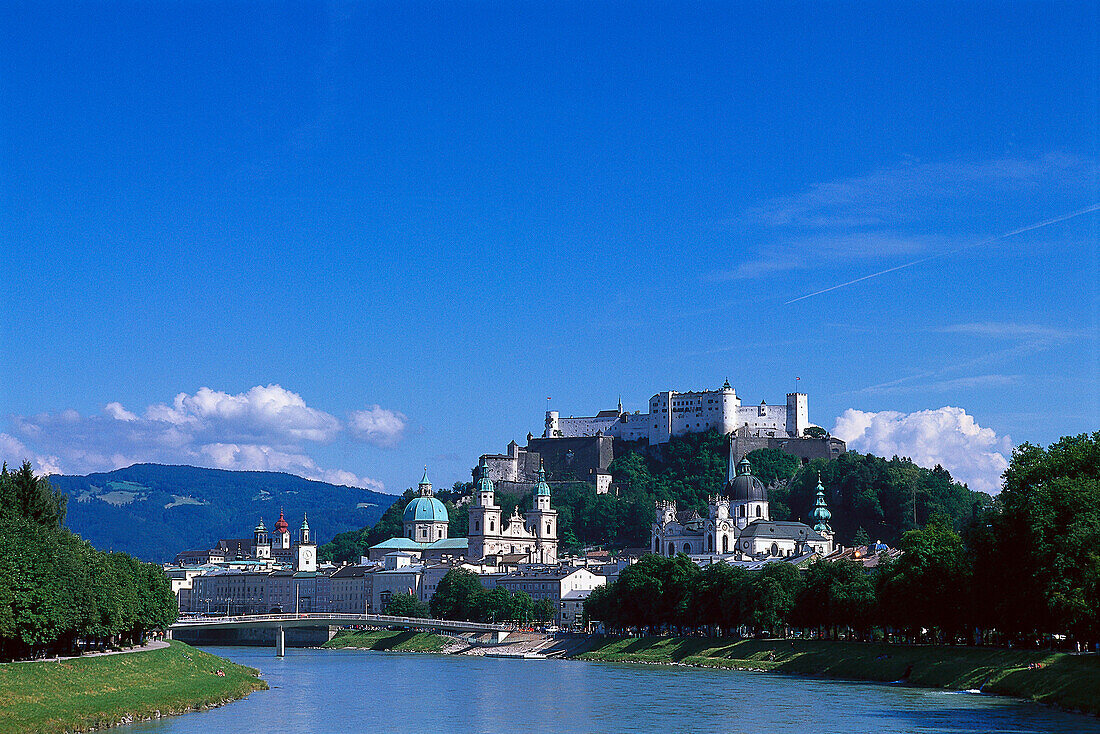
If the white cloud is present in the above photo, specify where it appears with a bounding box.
[832,407,1012,494]
[4,385,398,490]
[348,406,408,448]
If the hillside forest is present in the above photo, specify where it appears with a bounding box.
[320,429,992,562]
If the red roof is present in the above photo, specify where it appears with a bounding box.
[274,509,289,533]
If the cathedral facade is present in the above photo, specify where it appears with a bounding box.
[468,457,558,564]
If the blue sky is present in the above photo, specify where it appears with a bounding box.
[2,2,1097,496]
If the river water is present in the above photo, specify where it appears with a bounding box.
[122,647,1096,734]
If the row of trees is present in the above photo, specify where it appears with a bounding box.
[428,568,556,624]
[587,433,1100,647]
[0,463,178,660]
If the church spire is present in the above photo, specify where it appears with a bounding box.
[811,472,832,534]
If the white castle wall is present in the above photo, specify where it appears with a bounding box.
[545,386,813,444]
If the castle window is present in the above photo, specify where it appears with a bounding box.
[474,521,480,531]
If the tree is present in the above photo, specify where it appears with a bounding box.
[429,569,486,621]
[877,517,971,642]
[533,599,556,624]
[0,461,66,529]
[385,592,429,618]
[744,448,801,487]
[793,560,875,638]
[976,432,1100,643]
[745,562,802,636]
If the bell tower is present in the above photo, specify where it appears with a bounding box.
[467,458,501,560]
[528,460,558,564]
[295,514,317,572]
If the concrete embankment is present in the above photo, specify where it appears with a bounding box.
[0,640,267,734]
[574,636,1100,716]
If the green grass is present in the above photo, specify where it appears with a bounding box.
[577,637,1100,716]
[0,641,267,734]
[322,629,450,653]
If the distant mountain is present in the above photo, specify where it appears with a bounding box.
[50,464,398,562]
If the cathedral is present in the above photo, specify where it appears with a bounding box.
[467,457,558,564]
[651,456,834,559]
[367,461,559,565]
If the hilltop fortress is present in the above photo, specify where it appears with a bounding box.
[482,382,845,494]
[545,381,812,444]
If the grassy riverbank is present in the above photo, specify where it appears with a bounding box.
[323,629,451,653]
[575,637,1100,715]
[0,641,267,734]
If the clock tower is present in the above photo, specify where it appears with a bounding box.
[295,514,317,572]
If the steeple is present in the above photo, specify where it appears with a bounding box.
[419,466,433,497]
[811,473,832,534]
[535,459,551,497]
[617,395,623,414]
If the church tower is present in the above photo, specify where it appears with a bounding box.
[273,509,291,550]
[468,458,502,560]
[295,514,317,572]
[252,517,271,560]
[810,473,834,553]
[528,460,558,564]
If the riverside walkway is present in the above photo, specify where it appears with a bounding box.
[169,613,512,656]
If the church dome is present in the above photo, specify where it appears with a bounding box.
[274,509,289,534]
[535,461,551,497]
[729,457,767,502]
[403,495,448,524]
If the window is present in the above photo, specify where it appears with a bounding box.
[474,520,480,531]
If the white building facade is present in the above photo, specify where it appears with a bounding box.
[545,382,814,444]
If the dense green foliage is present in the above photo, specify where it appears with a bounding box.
[0,463,178,660]
[383,592,430,618]
[0,641,266,733]
[429,568,538,623]
[588,432,1100,649]
[605,430,990,549]
[48,463,395,561]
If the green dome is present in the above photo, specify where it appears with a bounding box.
[403,496,448,524]
[535,462,551,497]
[475,459,495,494]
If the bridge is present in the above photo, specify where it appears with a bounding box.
[169,613,512,656]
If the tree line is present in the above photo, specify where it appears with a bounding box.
[0,462,178,660]
[426,568,556,624]
[586,433,1100,649]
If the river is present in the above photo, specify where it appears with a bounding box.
[122,647,1096,734]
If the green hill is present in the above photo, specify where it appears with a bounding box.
[50,464,398,562]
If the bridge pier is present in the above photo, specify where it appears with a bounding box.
[493,630,510,644]
[276,626,285,657]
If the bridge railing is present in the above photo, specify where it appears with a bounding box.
[171,612,509,632]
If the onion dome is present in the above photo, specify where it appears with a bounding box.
[254,517,267,533]
[403,495,448,523]
[810,473,832,533]
[300,513,310,532]
[535,460,551,497]
[274,509,289,534]
[729,457,767,502]
[420,466,432,489]
[475,458,495,494]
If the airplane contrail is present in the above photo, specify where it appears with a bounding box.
[784,202,1100,305]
